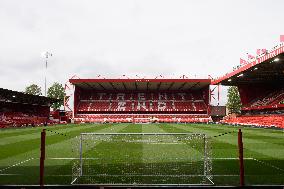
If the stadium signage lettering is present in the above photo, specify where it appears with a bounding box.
[256,46,284,64]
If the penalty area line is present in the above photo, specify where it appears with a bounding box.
[212,157,253,160]
[252,158,284,172]
[0,158,34,173]
[0,173,23,176]
[47,157,99,160]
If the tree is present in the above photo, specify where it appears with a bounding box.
[226,86,242,114]
[25,84,42,95]
[47,82,65,110]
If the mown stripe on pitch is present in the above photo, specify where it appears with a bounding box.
[197,124,284,159]
[0,124,116,165]
[0,128,44,139]
[0,124,90,146]
[240,133,284,147]
[156,124,204,158]
[170,123,230,138]
[168,124,284,176]
[188,124,237,135]
[0,124,115,160]
[68,123,144,184]
[173,124,284,160]
[0,124,77,138]
[41,123,130,184]
[238,137,284,160]
[212,124,284,136]
[236,128,284,140]
[0,124,128,185]
[0,124,98,146]
[194,124,284,147]
[169,124,238,156]
[153,124,210,184]
[0,123,94,140]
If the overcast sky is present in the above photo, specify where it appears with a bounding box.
[0,0,284,105]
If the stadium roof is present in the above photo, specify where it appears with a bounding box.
[0,88,59,106]
[212,44,284,86]
[69,78,211,91]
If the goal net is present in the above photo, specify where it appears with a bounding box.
[71,133,213,186]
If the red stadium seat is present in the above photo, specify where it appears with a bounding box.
[221,114,284,129]
[76,92,208,113]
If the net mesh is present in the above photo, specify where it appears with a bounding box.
[72,133,213,185]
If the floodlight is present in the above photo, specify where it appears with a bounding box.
[41,52,47,58]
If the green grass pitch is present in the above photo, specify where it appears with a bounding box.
[0,123,283,186]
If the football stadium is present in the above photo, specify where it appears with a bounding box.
[1,1,284,188]
[0,44,284,188]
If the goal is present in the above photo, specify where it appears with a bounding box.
[71,133,213,186]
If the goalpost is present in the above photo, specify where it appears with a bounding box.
[71,133,213,186]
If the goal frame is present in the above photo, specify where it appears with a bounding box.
[72,132,213,186]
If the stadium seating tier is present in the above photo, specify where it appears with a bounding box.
[221,114,284,129]
[76,92,208,113]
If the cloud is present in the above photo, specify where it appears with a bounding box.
[0,0,284,105]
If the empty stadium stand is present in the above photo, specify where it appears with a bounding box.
[243,89,284,109]
[212,44,284,129]
[220,114,284,129]
[69,78,211,123]
[0,112,48,128]
[0,88,59,128]
[76,92,207,113]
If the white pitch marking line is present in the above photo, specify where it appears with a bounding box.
[0,158,34,173]
[147,143,184,144]
[207,176,214,185]
[212,157,253,160]
[47,157,99,160]
[252,158,284,172]
[71,177,78,185]
[47,157,255,160]
[0,173,22,176]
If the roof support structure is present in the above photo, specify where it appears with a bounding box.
[97,83,106,90]
[177,82,187,90]
[109,82,118,91]
[122,82,127,90]
[135,82,138,90]
[83,82,97,90]
[167,82,175,90]
[188,82,200,90]
[0,88,59,107]
[157,82,162,91]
